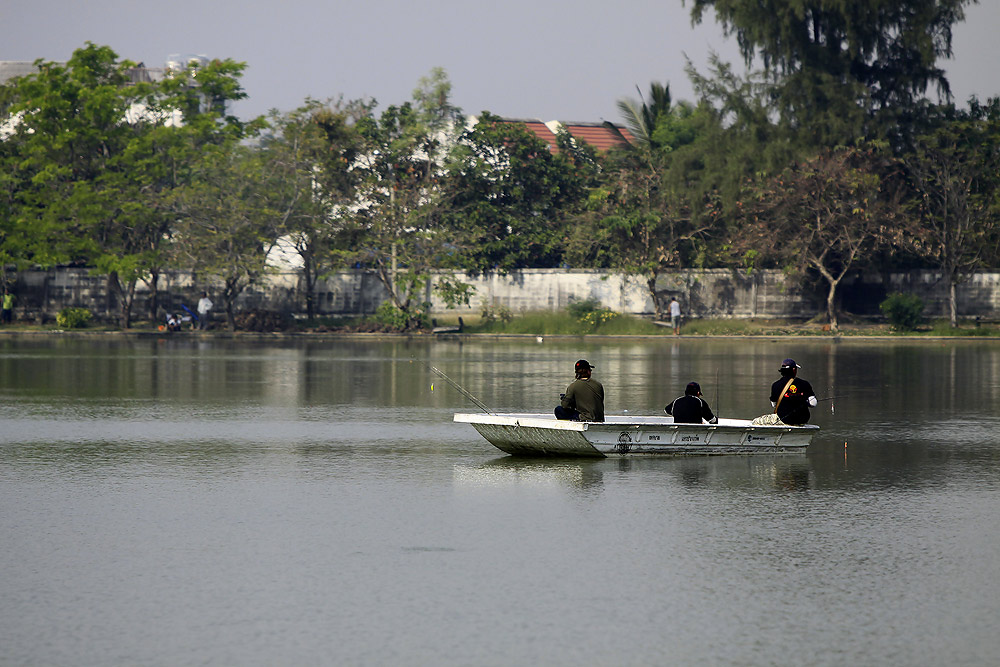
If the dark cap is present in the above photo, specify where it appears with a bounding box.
[781,358,801,369]
[685,381,701,395]
[575,359,594,372]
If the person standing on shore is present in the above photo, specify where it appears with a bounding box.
[197,292,213,330]
[670,297,681,335]
[1,289,14,325]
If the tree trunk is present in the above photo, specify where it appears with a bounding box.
[303,257,316,323]
[647,275,662,320]
[949,279,958,328]
[146,270,160,321]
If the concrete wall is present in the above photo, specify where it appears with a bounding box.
[4,267,1000,323]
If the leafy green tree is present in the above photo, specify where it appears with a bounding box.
[261,99,367,321]
[569,140,714,320]
[169,144,286,331]
[686,0,975,146]
[904,98,1000,327]
[616,81,673,148]
[350,69,471,327]
[443,112,591,275]
[0,43,255,327]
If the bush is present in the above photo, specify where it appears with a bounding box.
[880,293,924,331]
[373,301,429,331]
[566,298,619,330]
[56,307,93,329]
[566,298,602,320]
[480,303,513,323]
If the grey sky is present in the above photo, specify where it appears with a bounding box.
[3,0,998,123]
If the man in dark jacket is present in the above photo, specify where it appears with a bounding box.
[665,382,718,424]
[555,359,605,422]
[769,358,817,425]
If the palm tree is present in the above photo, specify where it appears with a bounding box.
[616,81,672,147]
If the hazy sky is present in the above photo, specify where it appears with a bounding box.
[4,0,998,123]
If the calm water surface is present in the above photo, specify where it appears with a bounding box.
[2,335,999,666]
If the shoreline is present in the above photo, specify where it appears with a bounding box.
[1,328,998,343]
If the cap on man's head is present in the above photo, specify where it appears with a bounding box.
[685,381,701,395]
[781,358,801,369]
[575,359,594,372]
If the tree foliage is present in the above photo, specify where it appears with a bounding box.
[903,97,1000,325]
[735,144,902,329]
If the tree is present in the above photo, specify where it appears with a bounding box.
[350,69,471,327]
[904,98,1000,327]
[735,144,899,330]
[0,43,256,327]
[443,112,592,276]
[687,0,976,146]
[169,145,286,331]
[261,99,367,321]
[616,81,673,148]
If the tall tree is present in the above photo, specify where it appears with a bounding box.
[904,98,1000,327]
[687,0,976,145]
[443,112,592,276]
[616,81,672,148]
[262,99,367,321]
[350,69,471,327]
[0,43,255,327]
[735,144,901,330]
[169,144,285,331]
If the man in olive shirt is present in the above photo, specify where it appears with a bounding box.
[554,359,605,422]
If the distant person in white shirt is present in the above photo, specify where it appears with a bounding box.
[197,292,213,330]
[670,297,681,335]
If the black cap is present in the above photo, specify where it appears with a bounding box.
[685,382,701,395]
[575,359,594,372]
[781,358,801,369]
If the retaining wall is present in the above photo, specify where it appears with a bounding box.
[3,267,999,324]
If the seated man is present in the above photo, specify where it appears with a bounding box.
[665,382,718,424]
[769,358,817,425]
[555,359,605,422]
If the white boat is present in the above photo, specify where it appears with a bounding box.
[454,412,819,457]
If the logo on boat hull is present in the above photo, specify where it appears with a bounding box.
[616,431,632,454]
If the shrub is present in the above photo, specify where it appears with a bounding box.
[56,307,93,329]
[566,298,602,320]
[880,293,924,331]
[480,303,513,323]
[373,301,429,331]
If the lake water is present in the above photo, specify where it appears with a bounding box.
[2,334,999,666]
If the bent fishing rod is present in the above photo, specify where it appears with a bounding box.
[415,359,495,415]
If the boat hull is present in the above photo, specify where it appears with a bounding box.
[454,413,818,457]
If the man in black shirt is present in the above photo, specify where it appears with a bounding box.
[665,382,718,424]
[769,358,817,425]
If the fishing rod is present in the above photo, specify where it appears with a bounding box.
[417,360,495,415]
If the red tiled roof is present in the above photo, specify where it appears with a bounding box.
[562,122,635,152]
[497,118,635,154]
[519,120,560,153]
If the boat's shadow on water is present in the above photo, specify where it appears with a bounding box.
[454,453,813,493]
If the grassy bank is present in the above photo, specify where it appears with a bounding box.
[436,312,1000,337]
[4,311,1000,337]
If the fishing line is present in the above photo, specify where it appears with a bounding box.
[416,359,495,415]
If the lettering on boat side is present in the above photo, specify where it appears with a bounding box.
[647,435,661,441]
[680,435,702,442]
[746,435,772,444]
[616,432,632,454]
